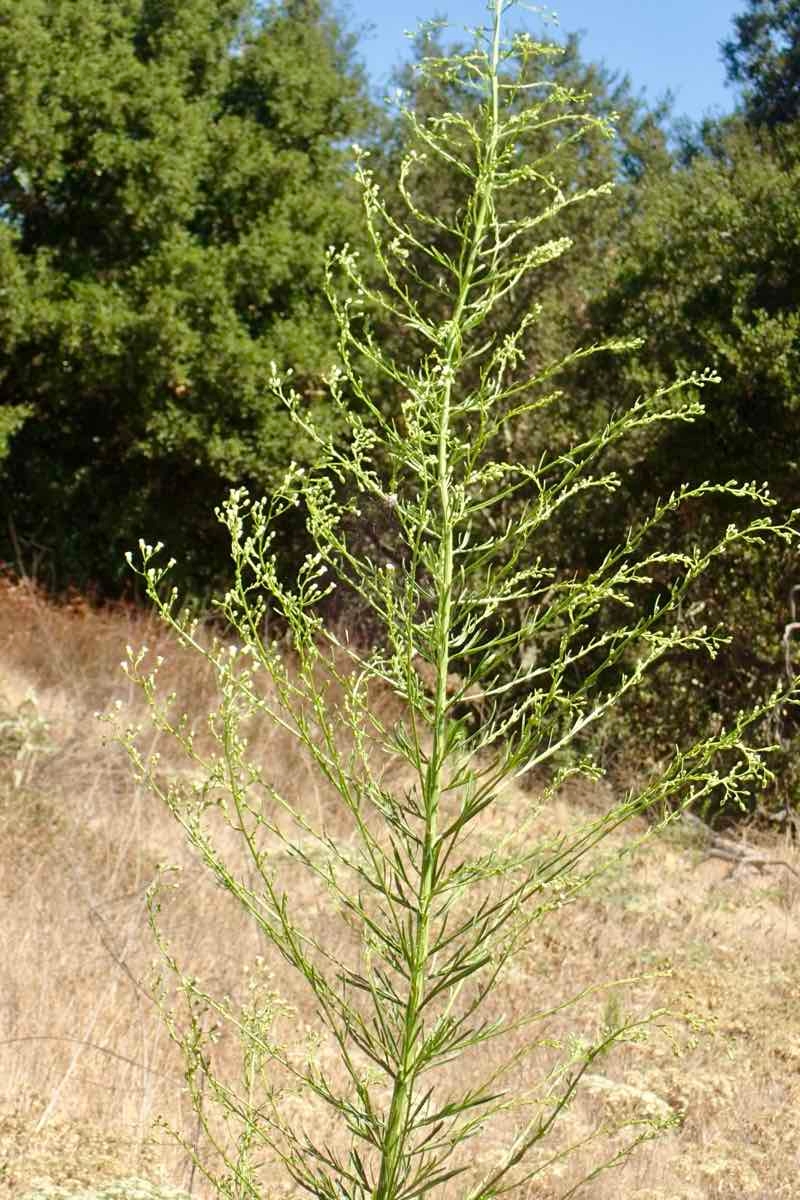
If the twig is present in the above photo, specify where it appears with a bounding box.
[0,1034,182,1082]
[682,811,800,879]
[754,804,800,840]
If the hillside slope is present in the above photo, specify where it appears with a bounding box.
[1,578,798,1199]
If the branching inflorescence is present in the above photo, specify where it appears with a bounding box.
[119,3,797,1197]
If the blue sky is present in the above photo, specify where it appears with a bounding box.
[347,1,744,123]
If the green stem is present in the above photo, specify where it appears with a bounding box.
[373,10,503,1199]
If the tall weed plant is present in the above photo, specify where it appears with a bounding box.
[119,3,796,1196]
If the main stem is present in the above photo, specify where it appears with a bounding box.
[373,11,503,1199]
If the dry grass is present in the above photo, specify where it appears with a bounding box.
[1,575,798,1199]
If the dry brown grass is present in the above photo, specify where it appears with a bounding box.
[1,576,798,1199]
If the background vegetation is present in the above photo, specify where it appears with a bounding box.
[0,1,797,792]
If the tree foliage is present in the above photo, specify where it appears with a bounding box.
[561,116,800,795]
[0,0,372,592]
[722,0,800,129]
